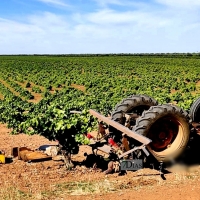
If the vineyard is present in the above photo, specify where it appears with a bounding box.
[0,55,200,145]
[1,55,200,199]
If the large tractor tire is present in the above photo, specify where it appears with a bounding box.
[110,94,158,128]
[190,97,200,123]
[109,94,158,147]
[133,104,191,162]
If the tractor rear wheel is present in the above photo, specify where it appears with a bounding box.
[110,94,158,132]
[190,97,200,123]
[133,104,191,162]
[108,94,158,149]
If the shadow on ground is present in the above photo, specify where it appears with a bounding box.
[71,132,200,179]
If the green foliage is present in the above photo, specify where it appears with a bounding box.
[32,86,42,93]
[75,134,90,145]
[0,55,200,152]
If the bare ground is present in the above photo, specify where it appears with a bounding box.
[0,124,200,200]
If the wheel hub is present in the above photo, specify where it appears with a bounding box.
[159,132,166,140]
[148,117,179,151]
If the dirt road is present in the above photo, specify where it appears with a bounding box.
[0,124,200,200]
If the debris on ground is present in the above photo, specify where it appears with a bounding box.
[9,145,60,163]
[0,149,5,164]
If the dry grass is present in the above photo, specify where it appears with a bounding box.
[0,168,158,200]
[0,177,118,200]
[0,164,199,200]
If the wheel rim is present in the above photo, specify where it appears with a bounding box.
[147,116,183,153]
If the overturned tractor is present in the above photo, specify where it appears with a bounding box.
[65,94,200,173]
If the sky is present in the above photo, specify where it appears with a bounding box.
[0,0,200,54]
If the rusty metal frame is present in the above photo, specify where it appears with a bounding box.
[118,144,149,159]
[89,109,151,145]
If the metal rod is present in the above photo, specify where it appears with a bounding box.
[89,109,151,145]
[118,145,149,158]
[118,145,143,159]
